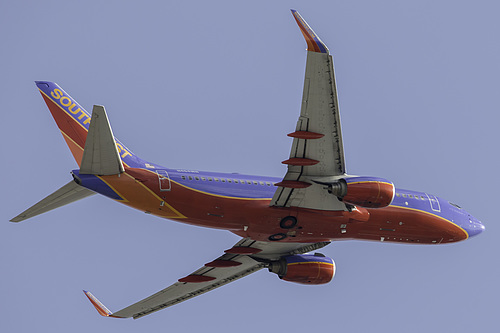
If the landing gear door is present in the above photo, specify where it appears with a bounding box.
[156,170,171,191]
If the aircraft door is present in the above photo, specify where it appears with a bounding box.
[425,193,441,212]
[156,170,171,191]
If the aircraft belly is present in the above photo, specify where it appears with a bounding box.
[354,206,468,244]
[232,204,468,244]
[100,169,468,245]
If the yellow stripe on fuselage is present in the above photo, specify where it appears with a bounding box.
[389,204,469,239]
[122,172,185,218]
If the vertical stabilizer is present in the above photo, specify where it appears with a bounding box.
[79,105,125,175]
[36,81,89,165]
[35,81,146,169]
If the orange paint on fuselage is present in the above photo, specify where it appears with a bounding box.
[102,168,468,245]
[99,172,185,219]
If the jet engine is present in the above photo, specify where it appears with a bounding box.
[268,253,335,285]
[326,176,395,208]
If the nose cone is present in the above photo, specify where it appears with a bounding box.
[464,218,485,238]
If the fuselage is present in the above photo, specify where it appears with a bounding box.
[31,79,485,248]
[74,165,485,245]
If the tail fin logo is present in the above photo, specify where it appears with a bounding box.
[36,81,138,166]
[116,143,132,159]
[49,88,91,126]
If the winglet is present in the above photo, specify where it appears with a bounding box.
[83,290,124,318]
[291,9,329,54]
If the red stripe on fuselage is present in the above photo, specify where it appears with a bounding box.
[106,168,467,244]
[354,205,468,244]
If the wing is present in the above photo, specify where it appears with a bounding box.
[84,238,329,319]
[271,10,346,211]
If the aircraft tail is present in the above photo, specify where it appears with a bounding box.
[79,105,125,175]
[10,180,95,222]
[35,81,144,169]
[10,82,154,223]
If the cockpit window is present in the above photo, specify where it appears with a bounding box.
[449,202,462,209]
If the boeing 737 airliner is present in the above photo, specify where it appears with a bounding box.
[11,10,484,319]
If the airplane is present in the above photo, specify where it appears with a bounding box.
[10,10,485,319]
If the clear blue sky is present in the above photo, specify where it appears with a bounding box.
[2,1,498,332]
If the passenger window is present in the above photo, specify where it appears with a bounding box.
[181,176,186,180]
[396,193,400,197]
[421,196,426,200]
[266,182,271,186]
[201,177,206,181]
[247,181,252,185]
[214,178,219,182]
[221,179,226,183]
[402,194,407,198]
[260,181,264,185]
[409,194,413,198]
[228,179,232,183]
[208,177,213,181]
[253,181,258,185]
[188,176,193,180]
[234,179,239,183]
[195,177,200,181]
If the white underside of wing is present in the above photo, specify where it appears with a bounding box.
[105,239,329,319]
[272,52,347,211]
[113,255,264,319]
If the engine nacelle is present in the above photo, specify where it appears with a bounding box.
[268,254,335,285]
[329,176,395,208]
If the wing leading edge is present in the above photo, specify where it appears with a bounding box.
[84,238,329,319]
[271,10,346,211]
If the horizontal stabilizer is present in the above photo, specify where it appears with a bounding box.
[10,181,95,222]
[79,105,125,175]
